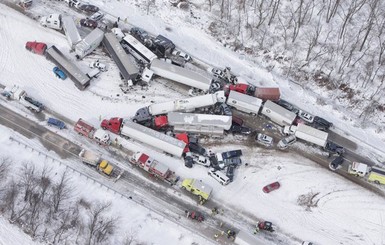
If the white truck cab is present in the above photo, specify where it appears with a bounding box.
[40,14,62,30]
[348,162,370,177]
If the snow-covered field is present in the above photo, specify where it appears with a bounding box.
[1,1,385,245]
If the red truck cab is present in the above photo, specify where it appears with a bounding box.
[74,118,95,138]
[227,84,255,96]
[101,117,123,134]
[153,115,168,129]
[25,41,47,55]
[175,133,189,153]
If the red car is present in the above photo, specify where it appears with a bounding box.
[262,181,280,193]
[25,41,47,55]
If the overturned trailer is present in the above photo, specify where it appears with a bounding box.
[45,45,90,90]
[167,112,232,135]
[61,15,81,49]
[150,58,212,92]
[103,32,140,88]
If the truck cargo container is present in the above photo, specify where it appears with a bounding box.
[283,123,328,147]
[75,28,104,59]
[61,15,81,49]
[130,152,180,185]
[226,90,262,115]
[261,100,296,126]
[149,91,225,116]
[102,32,140,88]
[168,112,231,135]
[121,120,186,157]
[181,178,212,204]
[150,58,212,91]
[254,87,280,101]
[45,45,91,90]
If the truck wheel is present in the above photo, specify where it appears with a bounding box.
[375,180,380,184]
[101,126,107,130]
[133,119,138,123]
[181,186,186,190]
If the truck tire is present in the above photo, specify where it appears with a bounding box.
[101,126,107,130]
[375,180,380,184]
[181,186,186,190]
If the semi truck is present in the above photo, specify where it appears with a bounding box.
[261,100,297,126]
[130,152,180,185]
[181,178,212,204]
[40,14,62,30]
[167,112,232,135]
[133,91,226,124]
[61,15,82,49]
[150,58,212,92]
[74,118,111,145]
[283,123,328,147]
[75,28,104,59]
[101,119,186,157]
[226,90,262,115]
[2,85,44,113]
[79,149,123,180]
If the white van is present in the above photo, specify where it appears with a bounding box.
[208,168,230,185]
[226,90,262,115]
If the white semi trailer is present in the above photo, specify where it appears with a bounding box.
[226,90,262,115]
[261,100,297,126]
[75,28,104,59]
[283,123,328,147]
[167,112,232,135]
[121,120,186,157]
[149,91,226,116]
[150,58,212,92]
[61,15,81,49]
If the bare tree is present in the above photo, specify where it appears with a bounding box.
[1,180,19,220]
[268,0,281,26]
[86,202,118,245]
[52,207,79,244]
[359,0,380,51]
[51,171,72,214]
[19,162,37,202]
[339,0,366,39]
[0,157,11,183]
[325,0,341,23]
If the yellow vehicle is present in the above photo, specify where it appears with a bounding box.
[79,149,114,176]
[368,167,385,184]
[181,178,212,204]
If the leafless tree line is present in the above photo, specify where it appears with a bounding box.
[202,0,385,125]
[0,159,138,244]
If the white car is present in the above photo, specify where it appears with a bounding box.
[256,133,274,147]
[89,11,104,21]
[89,60,107,72]
[172,50,191,62]
[277,135,297,149]
[298,110,314,123]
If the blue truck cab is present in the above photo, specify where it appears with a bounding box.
[47,117,66,129]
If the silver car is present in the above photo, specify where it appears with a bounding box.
[256,133,274,147]
[277,135,297,149]
[298,110,314,123]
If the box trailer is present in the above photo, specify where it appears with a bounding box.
[150,58,212,92]
[121,120,186,157]
[61,15,81,49]
[102,32,140,87]
[293,123,328,147]
[168,112,232,130]
[261,100,296,126]
[148,91,226,116]
[226,90,262,115]
[75,28,104,59]
[254,87,280,101]
[45,45,91,90]
[121,34,157,63]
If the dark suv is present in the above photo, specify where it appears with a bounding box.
[329,155,344,170]
[313,116,333,130]
[226,165,235,181]
[325,141,345,155]
[228,124,252,135]
[222,150,242,159]
[189,143,206,156]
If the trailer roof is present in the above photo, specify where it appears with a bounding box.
[45,46,90,87]
[61,16,81,46]
[168,112,232,130]
[228,90,263,106]
[103,33,139,81]
[191,179,212,194]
